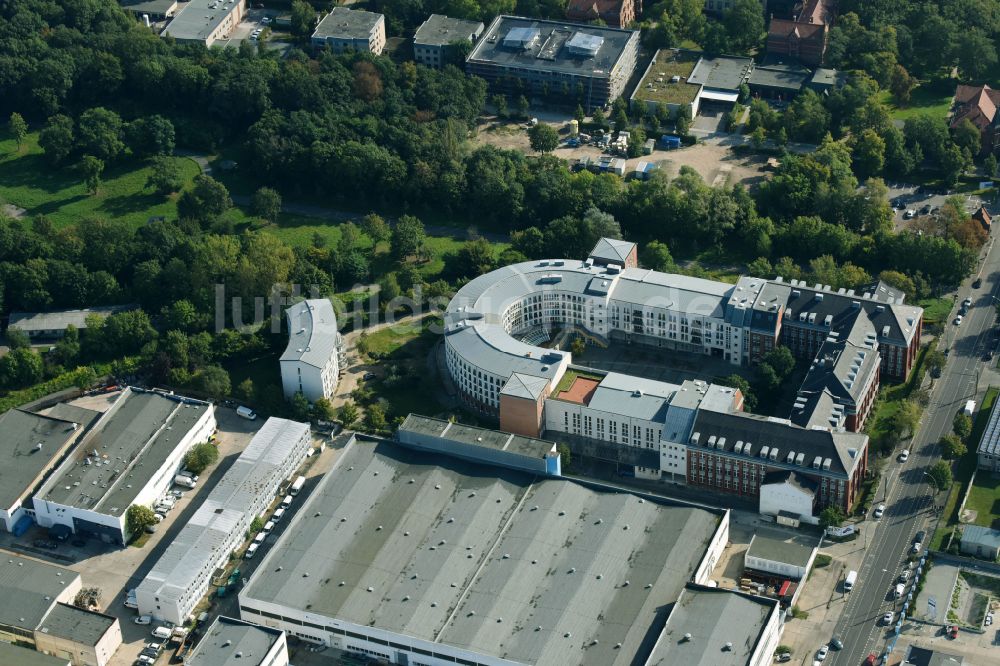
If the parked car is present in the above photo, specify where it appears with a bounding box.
[829,637,843,650]
[903,209,917,219]
[963,297,973,308]
[899,449,910,462]
[947,625,959,639]
[140,648,159,659]
[144,524,157,534]
[882,611,894,625]
[874,503,885,519]
[816,645,829,661]
[899,570,910,583]
[363,372,376,381]
[920,204,931,214]
[864,654,878,666]
[134,615,152,625]
[954,315,963,325]
[775,653,791,663]
[973,278,983,288]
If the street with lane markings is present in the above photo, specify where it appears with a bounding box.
[831,233,1000,665]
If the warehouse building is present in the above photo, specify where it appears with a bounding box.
[280,299,342,402]
[161,0,245,47]
[311,7,386,54]
[976,398,1000,471]
[413,14,484,69]
[119,0,179,21]
[466,16,640,111]
[0,552,82,648]
[644,583,783,666]
[744,532,818,581]
[960,525,1000,561]
[397,414,562,476]
[34,603,121,666]
[32,388,216,545]
[187,616,288,666]
[0,407,96,534]
[136,418,310,625]
[9,306,132,341]
[239,439,730,666]
[0,642,71,666]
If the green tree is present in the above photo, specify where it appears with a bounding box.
[640,240,674,271]
[592,107,608,130]
[819,506,845,529]
[184,442,219,474]
[724,0,765,52]
[362,213,391,246]
[889,64,916,105]
[852,129,885,179]
[953,119,982,157]
[516,95,530,120]
[39,114,75,165]
[985,153,998,178]
[5,327,30,350]
[9,112,27,151]
[177,175,232,224]
[194,364,231,399]
[71,365,98,390]
[236,378,255,402]
[574,105,585,125]
[290,391,311,421]
[378,272,402,304]
[339,402,359,427]
[0,347,43,387]
[889,399,922,443]
[716,373,757,411]
[80,155,104,195]
[77,107,124,161]
[953,412,973,441]
[676,104,692,136]
[751,125,766,148]
[146,156,184,195]
[162,299,202,332]
[571,336,586,358]
[313,397,335,421]
[391,215,426,261]
[125,115,175,157]
[125,504,157,539]
[557,442,571,469]
[251,186,282,222]
[939,434,967,459]
[250,516,264,534]
[290,0,316,39]
[941,143,971,186]
[927,461,953,491]
[491,94,507,118]
[364,403,387,432]
[528,123,559,153]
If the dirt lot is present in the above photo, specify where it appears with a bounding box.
[474,119,769,189]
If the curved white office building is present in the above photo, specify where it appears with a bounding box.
[281,299,342,402]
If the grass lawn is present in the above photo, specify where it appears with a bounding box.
[0,131,201,229]
[878,78,956,122]
[918,297,954,326]
[361,316,446,419]
[966,474,1000,529]
[932,386,999,547]
[361,318,427,356]
[555,368,606,394]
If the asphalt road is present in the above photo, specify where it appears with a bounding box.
[830,234,1000,666]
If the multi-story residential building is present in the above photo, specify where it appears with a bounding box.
[280,299,341,402]
[311,7,386,54]
[766,0,832,66]
[465,16,640,111]
[413,14,484,68]
[443,239,908,515]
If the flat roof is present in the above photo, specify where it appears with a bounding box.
[313,6,383,39]
[0,410,84,510]
[41,389,212,517]
[399,414,554,459]
[746,532,816,569]
[467,15,638,78]
[37,603,116,646]
[281,299,339,369]
[977,398,1000,458]
[0,642,70,666]
[162,0,241,42]
[187,616,284,666]
[749,65,808,91]
[645,585,777,666]
[9,305,131,332]
[414,14,484,46]
[242,440,722,666]
[119,0,178,15]
[687,55,752,92]
[633,49,700,105]
[0,550,80,632]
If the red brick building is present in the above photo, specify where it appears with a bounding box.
[766,0,832,66]
[951,84,1000,155]
[566,0,639,29]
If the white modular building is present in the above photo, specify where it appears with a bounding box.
[136,418,311,625]
[32,389,216,545]
[281,299,341,402]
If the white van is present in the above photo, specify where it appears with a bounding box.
[844,570,858,592]
[262,521,274,534]
[281,495,293,509]
[151,626,172,640]
[253,532,266,545]
[272,508,285,523]
[290,475,306,496]
[236,406,257,420]
[245,543,259,559]
[894,583,906,599]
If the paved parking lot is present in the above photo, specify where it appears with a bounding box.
[884,182,989,231]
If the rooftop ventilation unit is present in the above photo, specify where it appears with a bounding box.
[566,32,604,57]
[690,432,700,445]
[716,437,726,450]
[760,445,769,459]
[503,27,540,49]
[795,452,805,466]
[769,448,779,461]
[812,456,823,469]
[733,441,744,454]
[786,451,795,464]
[816,293,824,302]
[824,314,833,327]
[708,435,717,448]
[808,313,817,324]
[822,458,832,470]
[743,442,752,456]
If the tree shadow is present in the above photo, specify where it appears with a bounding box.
[0,153,77,195]
[98,191,165,218]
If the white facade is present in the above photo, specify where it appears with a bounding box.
[281,299,341,402]
[32,390,216,544]
[759,478,816,521]
[137,418,311,624]
[544,398,663,451]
